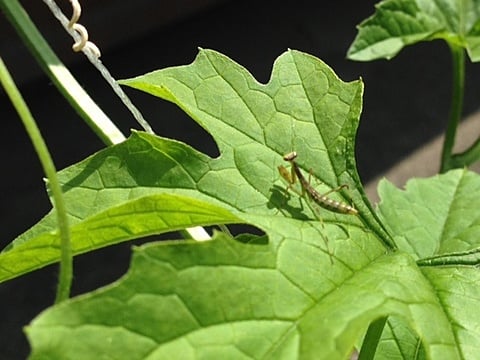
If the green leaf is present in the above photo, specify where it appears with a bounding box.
[347,0,480,62]
[27,233,459,360]
[377,169,480,260]
[419,265,480,360]
[373,169,480,359]
[119,49,391,244]
[373,316,427,359]
[0,193,241,281]
[372,264,480,360]
[0,49,391,282]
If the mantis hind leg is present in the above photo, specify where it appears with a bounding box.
[321,184,349,197]
[306,168,348,194]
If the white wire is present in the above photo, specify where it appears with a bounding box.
[42,0,154,134]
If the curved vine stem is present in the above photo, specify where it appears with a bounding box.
[0,58,72,303]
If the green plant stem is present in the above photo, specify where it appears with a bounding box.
[0,58,72,303]
[0,0,125,146]
[449,137,480,168]
[440,44,465,173]
[358,317,388,360]
[417,247,480,267]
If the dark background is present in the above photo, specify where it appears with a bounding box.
[1,0,479,358]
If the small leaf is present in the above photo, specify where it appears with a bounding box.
[377,169,480,260]
[348,0,480,62]
[374,316,426,359]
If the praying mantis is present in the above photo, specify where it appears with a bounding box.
[277,151,358,216]
[277,151,357,263]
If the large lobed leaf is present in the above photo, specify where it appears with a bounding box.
[27,233,458,360]
[1,49,387,282]
[1,49,477,358]
[348,0,480,62]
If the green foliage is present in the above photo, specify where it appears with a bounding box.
[378,169,480,259]
[3,2,480,357]
[347,0,480,61]
[5,49,476,359]
[348,0,480,175]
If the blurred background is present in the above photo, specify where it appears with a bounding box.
[1,0,480,357]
